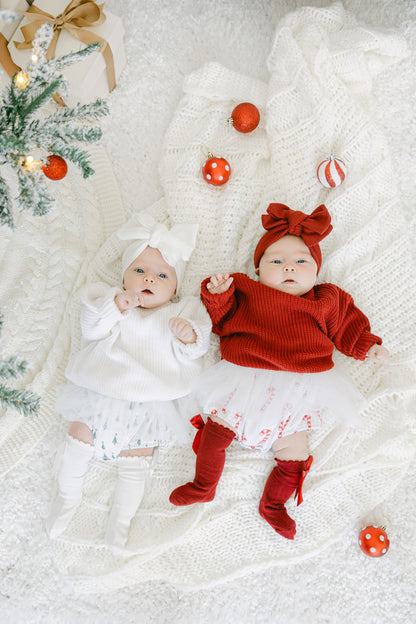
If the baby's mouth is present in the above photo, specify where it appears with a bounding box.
[141,288,154,294]
[282,279,296,284]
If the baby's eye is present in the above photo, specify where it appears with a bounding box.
[135,268,144,273]
[272,259,282,264]
[297,259,306,264]
[158,273,168,279]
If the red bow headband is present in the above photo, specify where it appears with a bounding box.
[253,203,333,271]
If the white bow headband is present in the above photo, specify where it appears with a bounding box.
[117,213,199,290]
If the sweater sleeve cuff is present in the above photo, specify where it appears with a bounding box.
[201,277,235,308]
[354,332,382,360]
[80,283,123,320]
[172,318,211,360]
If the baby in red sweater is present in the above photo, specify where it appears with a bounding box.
[170,203,389,539]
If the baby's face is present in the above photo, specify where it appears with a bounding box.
[123,246,177,308]
[257,235,317,296]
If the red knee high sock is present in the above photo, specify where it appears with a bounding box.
[169,418,235,506]
[259,456,313,540]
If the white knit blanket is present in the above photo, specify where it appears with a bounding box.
[2,2,415,594]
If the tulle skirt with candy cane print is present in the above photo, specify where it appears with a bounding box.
[193,360,366,452]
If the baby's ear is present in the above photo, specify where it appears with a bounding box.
[254,267,259,275]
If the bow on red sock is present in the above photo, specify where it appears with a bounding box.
[190,414,205,454]
[294,455,313,505]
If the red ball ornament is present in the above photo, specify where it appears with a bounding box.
[202,154,231,186]
[42,155,68,180]
[317,154,346,188]
[228,102,260,133]
[358,526,390,558]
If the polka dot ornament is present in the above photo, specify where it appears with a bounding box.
[358,525,390,557]
[202,154,231,186]
[317,154,346,188]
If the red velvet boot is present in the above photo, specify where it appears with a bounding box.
[259,456,313,539]
[169,418,235,506]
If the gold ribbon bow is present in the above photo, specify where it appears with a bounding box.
[14,0,116,92]
[0,33,20,77]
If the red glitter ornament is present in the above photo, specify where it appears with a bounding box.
[228,102,260,133]
[42,155,68,180]
[358,525,390,558]
[202,154,231,186]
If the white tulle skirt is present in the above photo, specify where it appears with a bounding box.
[193,360,365,452]
[56,384,190,461]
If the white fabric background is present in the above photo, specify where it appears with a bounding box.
[0,1,415,622]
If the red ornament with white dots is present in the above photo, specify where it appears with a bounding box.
[358,525,390,558]
[202,154,231,186]
[42,155,68,180]
[228,102,260,133]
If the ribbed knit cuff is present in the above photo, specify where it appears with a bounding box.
[172,321,209,360]
[354,331,382,360]
[201,277,235,309]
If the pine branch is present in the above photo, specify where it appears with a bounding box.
[0,176,14,228]
[0,384,40,417]
[52,42,101,70]
[50,99,110,123]
[18,77,64,126]
[48,142,95,178]
[16,168,55,215]
[0,356,27,379]
[60,125,103,143]
[0,312,40,417]
[0,22,109,222]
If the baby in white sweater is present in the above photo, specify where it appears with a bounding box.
[46,213,211,552]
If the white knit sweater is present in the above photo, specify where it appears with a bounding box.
[65,282,212,402]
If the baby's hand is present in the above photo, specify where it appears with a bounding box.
[206,273,233,295]
[169,317,197,344]
[366,344,390,364]
[115,290,143,312]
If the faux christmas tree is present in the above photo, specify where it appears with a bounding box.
[0,314,40,416]
[0,20,109,228]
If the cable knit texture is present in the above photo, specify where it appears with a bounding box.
[1,3,415,595]
[201,273,381,371]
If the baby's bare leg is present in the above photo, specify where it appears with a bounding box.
[272,431,309,461]
[119,446,154,457]
[209,413,237,432]
[68,421,94,445]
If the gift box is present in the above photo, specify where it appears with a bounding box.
[8,0,126,105]
[0,1,32,42]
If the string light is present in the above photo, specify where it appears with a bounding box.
[14,71,29,89]
[23,155,41,171]
[31,54,38,63]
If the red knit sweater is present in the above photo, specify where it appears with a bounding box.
[201,273,382,373]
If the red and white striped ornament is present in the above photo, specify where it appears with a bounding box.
[317,155,347,188]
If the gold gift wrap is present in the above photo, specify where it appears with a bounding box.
[8,0,126,105]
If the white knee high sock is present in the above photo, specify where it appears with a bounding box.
[46,435,94,538]
[105,455,152,552]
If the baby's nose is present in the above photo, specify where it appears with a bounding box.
[283,264,295,272]
[144,273,155,283]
